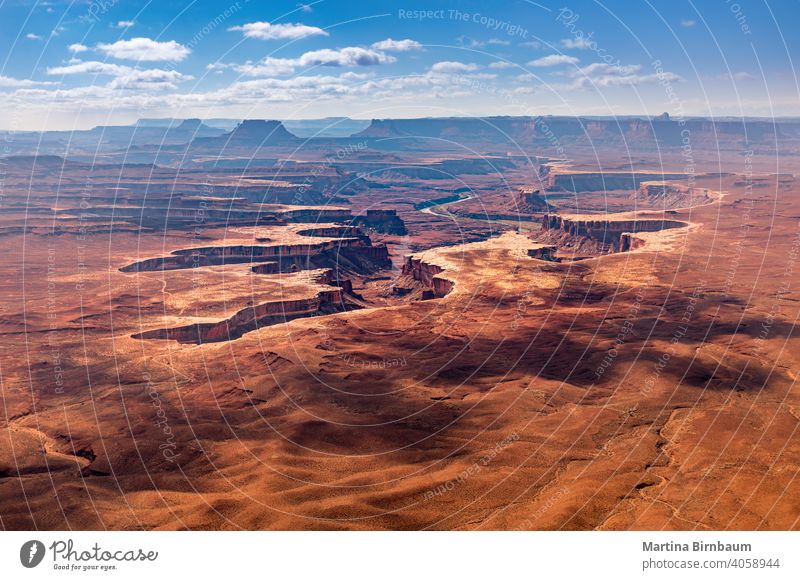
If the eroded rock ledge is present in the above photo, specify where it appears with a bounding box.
[541,214,688,253]
[402,257,454,298]
[400,232,559,299]
[133,269,357,344]
[121,225,391,275]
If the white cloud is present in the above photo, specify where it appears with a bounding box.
[520,40,542,49]
[528,54,579,67]
[47,60,192,90]
[234,57,299,77]
[455,36,483,48]
[566,62,682,89]
[26,33,42,41]
[489,61,515,69]
[430,61,479,73]
[578,63,640,76]
[561,37,593,49]
[69,43,89,53]
[116,20,135,28]
[233,47,395,77]
[228,22,327,40]
[298,47,395,67]
[48,61,128,76]
[297,3,313,12]
[97,38,191,61]
[371,38,422,52]
[109,68,192,90]
[487,39,511,46]
[681,19,697,28]
[0,75,51,87]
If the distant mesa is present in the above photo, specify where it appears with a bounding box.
[354,117,536,144]
[224,119,298,143]
[353,115,800,150]
[190,119,299,150]
[174,118,204,131]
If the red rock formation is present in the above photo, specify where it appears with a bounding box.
[544,172,685,192]
[513,186,550,213]
[402,257,453,297]
[353,209,407,235]
[541,214,687,252]
[133,288,349,344]
[527,245,557,260]
[281,208,352,222]
[122,237,379,272]
[296,226,364,238]
[250,262,279,274]
[619,232,647,252]
[635,181,712,208]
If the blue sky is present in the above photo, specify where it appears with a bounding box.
[0,0,798,130]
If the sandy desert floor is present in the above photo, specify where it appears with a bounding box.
[0,149,798,530]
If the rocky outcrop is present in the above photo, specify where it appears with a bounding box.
[353,209,407,235]
[296,226,364,238]
[619,233,647,252]
[121,237,390,274]
[544,172,685,192]
[635,181,712,208]
[527,245,557,261]
[133,289,349,344]
[251,262,280,274]
[401,257,453,298]
[281,208,352,222]
[541,214,687,252]
[513,186,550,213]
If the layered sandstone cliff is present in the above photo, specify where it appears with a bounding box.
[401,257,453,298]
[353,209,408,235]
[635,180,713,208]
[133,288,348,344]
[541,214,688,252]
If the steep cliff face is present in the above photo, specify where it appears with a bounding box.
[541,214,688,252]
[635,181,713,208]
[122,238,391,275]
[544,172,685,192]
[250,262,279,274]
[513,187,550,213]
[133,289,349,344]
[296,226,364,238]
[401,257,454,298]
[353,209,408,235]
[121,238,369,272]
[619,232,647,252]
[281,208,352,222]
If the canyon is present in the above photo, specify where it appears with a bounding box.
[0,116,797,534]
